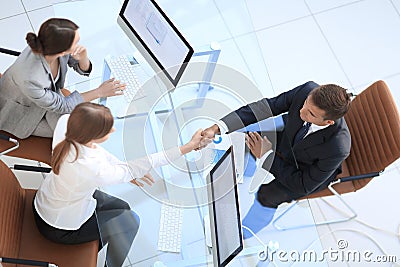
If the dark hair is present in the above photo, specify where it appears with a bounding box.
[51,103,114,175]
[310,84,352,121]
[26,18,79,56]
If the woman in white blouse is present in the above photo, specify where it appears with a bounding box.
[33,102,205,267]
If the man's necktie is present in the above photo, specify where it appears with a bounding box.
[293,122,311,144]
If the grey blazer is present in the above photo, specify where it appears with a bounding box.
[0,47,91,138]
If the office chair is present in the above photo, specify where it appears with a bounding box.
[272,80,400,230]
[0,158,98,267]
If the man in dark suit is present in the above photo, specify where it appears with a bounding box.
[202,81,352,238]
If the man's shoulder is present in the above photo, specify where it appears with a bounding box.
[330,117,351,153]
[294,81,320,95]
[280,81,320,102]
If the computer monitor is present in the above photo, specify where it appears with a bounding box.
[207,146,243,267]
[117,0,194,87]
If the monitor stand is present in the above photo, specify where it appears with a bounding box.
[203,214,212,248]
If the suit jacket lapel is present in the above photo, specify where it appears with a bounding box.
[286,117,305,145]
[39,54,57,91]
[294,121,339,150]
[58,56,68,89]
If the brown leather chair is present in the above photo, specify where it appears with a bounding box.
[273,80,400,230]
[0,132,52,166]
[0,158,98,267]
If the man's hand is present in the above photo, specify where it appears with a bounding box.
[130,173,155,187]
[196,124,220,151]
[246,132,272,159]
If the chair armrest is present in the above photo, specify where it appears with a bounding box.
[12,164,52,173]
[0,133,20,156]
[0,257,57,267]
[336,171,382,183]
[0,47,21,56]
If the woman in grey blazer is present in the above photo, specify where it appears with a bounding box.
[0,18,125,139]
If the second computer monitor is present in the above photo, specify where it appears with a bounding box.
[118,0,194,87]
[207,146,243,267]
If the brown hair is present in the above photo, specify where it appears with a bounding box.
[310,84,352,121]
[51,103,114,175]
[26,18,79,56]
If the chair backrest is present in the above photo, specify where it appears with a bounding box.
[0,159,25,259]
[0,159,98,267]
[305,80,400,199]
[344,80,400,189]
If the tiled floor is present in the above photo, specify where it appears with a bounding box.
[1,0,400,266]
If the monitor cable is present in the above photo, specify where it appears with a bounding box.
[242,225,279,265]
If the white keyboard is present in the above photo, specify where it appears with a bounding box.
[157,202,184,253]
[106,55,146,102]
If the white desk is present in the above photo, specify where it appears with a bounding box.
[98,96,325,267]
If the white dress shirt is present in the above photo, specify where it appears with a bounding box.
[34,114,182,230]
[304,122,330,138]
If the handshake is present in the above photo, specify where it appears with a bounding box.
[185,124,272,159]
[181,124,221,154]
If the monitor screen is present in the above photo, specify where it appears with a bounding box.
[207,146,243,267]
[118,0,194,87]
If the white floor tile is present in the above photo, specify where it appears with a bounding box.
[312,169,400,261]
[228,33,274,96]
[255,16,351,95]
[0,54,18,75]
[22,0,52,12]
[27,6,55,33]
[157,0,232,48]
[51,0,71,4]
[384,74,400,109]
[305,0,364,14]
[217,37,269,97]
[214,0,256,37]
[246,0,311,31]
[314,0,400,88]
[0,14,33,52]
[392,0,400,13]
[0,1,25,19]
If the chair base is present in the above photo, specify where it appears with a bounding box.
[272,181,357,231]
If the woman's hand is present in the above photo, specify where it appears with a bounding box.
[131,173,155,187]
[180,129,211,155]
[97,78,126,98]
[71,44,88,61]
[246,132,272,159]
[196,124,220,151]
[71,45,91,71]
[80,78,126,102]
